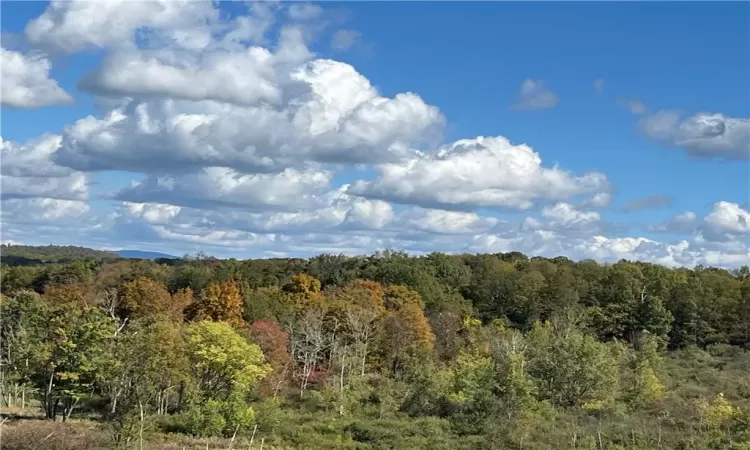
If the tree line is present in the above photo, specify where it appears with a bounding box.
[1,249,748,449]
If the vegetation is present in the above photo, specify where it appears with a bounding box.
[1,248,749,449]
[1,245,118,266]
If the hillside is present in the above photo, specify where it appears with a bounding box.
[0,250,748,449]
[0,244,118,265]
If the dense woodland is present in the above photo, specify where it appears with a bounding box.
[0,248,749,449]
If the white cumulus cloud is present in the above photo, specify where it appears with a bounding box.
[349,136,608,211]
[640,110,750,159]
[1,48,72,108]
[54,59,443,173]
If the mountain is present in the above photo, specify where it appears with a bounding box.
[115,250,178,260]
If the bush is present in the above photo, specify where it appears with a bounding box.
[175,397,256,438]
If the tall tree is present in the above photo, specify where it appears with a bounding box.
[185,321,270,400]
[28,302,113,420]
[187,281,245,327]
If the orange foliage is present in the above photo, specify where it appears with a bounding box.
[188,280,246,328]
[170,287,194,321]
[44,283,93,306]
[118,277,184,321]
[325,279,386,316]
[398,301,436,349]
[384,285,435,349]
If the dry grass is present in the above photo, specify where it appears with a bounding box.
[0,418,291,450]
[0,419,105,450]
[144,434,289,450]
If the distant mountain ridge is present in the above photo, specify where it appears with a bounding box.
[0,245,180,265]
[0,244,118,263]
[115,250,178,260]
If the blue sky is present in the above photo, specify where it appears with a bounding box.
[1,1,748,266]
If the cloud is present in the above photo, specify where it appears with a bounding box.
[349,136,609,211]
[2,1,746,269]
[114,167,333,211]
[1,135,70,178]
[400,208,500,235]
[1,198,91,224]
[1,172,88,202]
[542,202,601,228]
[622,195,673,213]
[640,110,750,159]
[0,135,88,201]
[618,98,647,115]
[474,230,747,269]
[78,27,309,106]
[121,195,503,240]
[287,4,324,21]
[649,202,749,249]
[54,58,443,173]
[705,201,750,235]
[649,211,697,233]
[331,30,361,52]
[0,48,72,108]
[593,79,605,94]
[107,194,748,268]
[581,192,612,208]
[512,79,558,111]
[25,0,222,52]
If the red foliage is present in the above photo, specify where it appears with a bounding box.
[248,320,291,369]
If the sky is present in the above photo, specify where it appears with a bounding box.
[1,0,749,267]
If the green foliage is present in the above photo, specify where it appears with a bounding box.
[3,248,750,449]
[528,324,619,408]
[27,301,114,420]
[179,396,256,438]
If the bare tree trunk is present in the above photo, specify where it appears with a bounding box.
[63,398,79,421]
[139,401,145,450]
[110,389,121,414]
[249,424,258,446]
[274,363,288,399]
[228,424,240,449]
[339,359,346,416]
[361,341,368,377]
[44,371,56,420]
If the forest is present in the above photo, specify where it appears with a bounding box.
[0,248,748,449]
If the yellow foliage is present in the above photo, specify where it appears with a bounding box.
[698,393,742,428]
[582,400,607,411]
[284,274,325,311]
[284,273,321,295]
[637,366,664,403]
[462,316,482,330]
